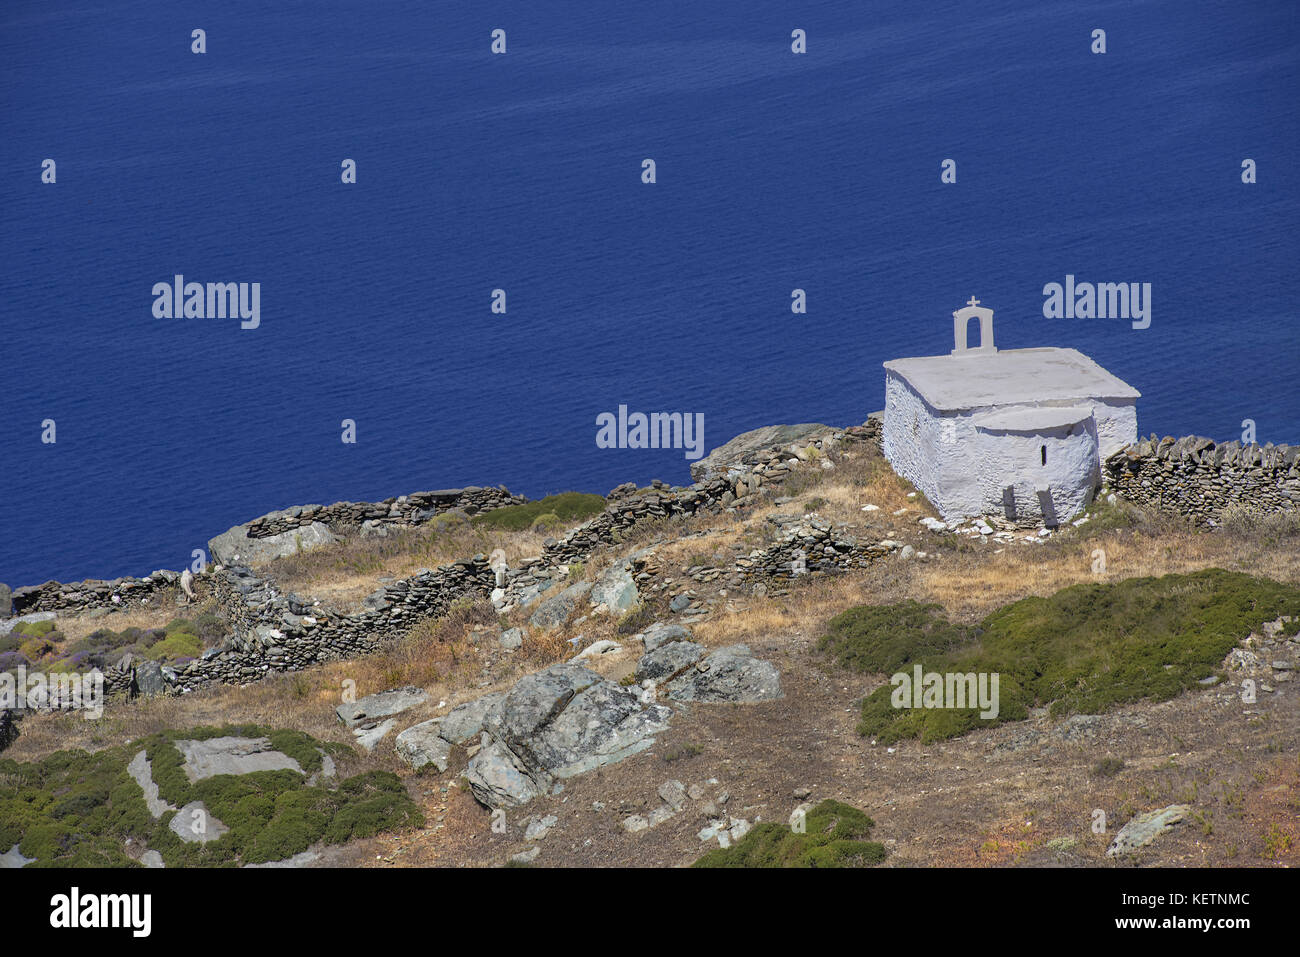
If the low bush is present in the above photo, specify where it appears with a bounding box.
[822,569,1300,743]
[0,725,419,867]
[471,493,606,532]
[692,800,887,868]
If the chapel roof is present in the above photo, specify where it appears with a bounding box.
[883,347,1140,413]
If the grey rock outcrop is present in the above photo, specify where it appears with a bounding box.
[1106,804,1192,857]
[127,750,175,820]
[639,622,692,652]
[464,663,671,809]
[394,719,452,772]
[439,693,505,744]
[132,660,168,698]
[528,581,592,630]
[665,644,783,702]
[690,423,833,484]
[336,686,428,728]
[590,561,639,615]
[636,641,705,682]
[208,521,339,567]
[0,844,35,868]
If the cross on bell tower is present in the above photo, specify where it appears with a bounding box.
[951,296,997,355]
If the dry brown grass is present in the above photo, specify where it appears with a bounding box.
[261,520,555,611]
[691,498,1300,652]
[12,438,1296,795]
[48,604,183,644]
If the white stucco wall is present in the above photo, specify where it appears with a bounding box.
[882,371,948,510]
[882,372,1113,526]
[971,422,1098,525]
[1091,398,1138,459]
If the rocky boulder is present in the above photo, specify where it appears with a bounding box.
[1106,805,1191,857]
[439,692,505,744]
[528,581,592,630]
[690,423,832,483]
[639,622,692,652]
[208,521,339,567]
[464,663,671,808]
[665,644,783,702]
[589,561,639,616]
[132,660,168,698]
[394,719,452,772]
[636,641,705,682]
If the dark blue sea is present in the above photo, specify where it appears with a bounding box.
[2,0,1297,587]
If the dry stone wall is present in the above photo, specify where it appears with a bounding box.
[244,486,524,538]
[9,570,184,617]
[736,517,899,581]
[176,557,498,690]
[543,421,882,565]
[1105,435,1300,525]
[4,421,890,700]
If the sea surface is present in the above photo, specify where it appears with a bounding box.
[2,0,1297,586]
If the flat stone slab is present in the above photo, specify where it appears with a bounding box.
[394,719,452,772]
[336,686,429,729]
[174,737,304,782]
[168,801,229,844]
[1107,804,1191,857]
[665,644,783,702]
[127,750,176,819]
[353,718,396,752]
[0,843,35,868]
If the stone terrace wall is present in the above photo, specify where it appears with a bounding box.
[9,570,184,617]
[1105,435,1300,525]
[6,420,887,697]
[245,486,524,538]
[736,517,899,581]
[175,556,497,689]
[543,422,882,565]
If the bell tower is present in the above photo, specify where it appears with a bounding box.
[951,296,997,355]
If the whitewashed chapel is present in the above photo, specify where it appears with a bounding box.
[881,298,1139,527]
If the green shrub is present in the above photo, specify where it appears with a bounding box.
[15,620,57,638]
[826,569,1300,743]
[18,636,56,661]
[471,493,606,532]
[0,726,412,868]
[144,632,202,661]
[820,600,972,674]
[529,512,562,533]
[692,800,887,868]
